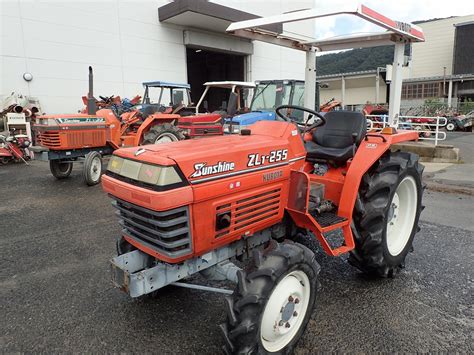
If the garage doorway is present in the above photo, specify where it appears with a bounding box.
[186,48,245,112]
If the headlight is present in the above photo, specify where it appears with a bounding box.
[107,155,183,187]
[224,123,240,134]
[37,118,58,126]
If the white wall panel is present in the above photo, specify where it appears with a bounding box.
[18,1,120,34]
[410,15,474,78]
[21,18,120,50]
[1,56,30,95]
[1,0,21,17]
[1,0,313,113]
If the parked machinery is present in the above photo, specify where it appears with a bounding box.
[224,80,305,133]
[319,97,342,112]
[445,111,473,132]
[224,80,342,134]
[103,4,427,353]
[0,128,31,165]
[104,106,424,353]
[31,68,223,186]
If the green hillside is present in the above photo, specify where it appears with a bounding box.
[316,45,395,75]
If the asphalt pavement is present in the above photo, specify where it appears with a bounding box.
[1,156,473,353]
[444,131,474,163]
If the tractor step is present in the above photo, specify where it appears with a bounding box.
[311,211,347,227]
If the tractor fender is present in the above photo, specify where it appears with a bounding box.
[96,108,122,148]
[338,130,419,219]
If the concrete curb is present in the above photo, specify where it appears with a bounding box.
[392,142,460,163]
[424,180,474,195]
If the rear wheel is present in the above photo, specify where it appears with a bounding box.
[349,151,424,277]
[50,160,73,179]
[221,241,319,354]
[142,123,185,144]
[83,151,102,186]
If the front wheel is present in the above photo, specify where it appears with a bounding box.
[142,123,185,144]
[221,241,320,354]
[349,151,424,277]
[445,122,456,132]
[50,160,73,179]
[0,156,11,165]
[83,151,102,186]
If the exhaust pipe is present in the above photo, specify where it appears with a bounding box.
[87,66,97,115]
[23,108,32,117]
[13,105,23,113]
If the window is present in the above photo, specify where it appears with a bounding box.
[401,82,441,99]
[251,83,291,111]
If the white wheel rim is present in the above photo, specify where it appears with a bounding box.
[260,270,311,352]
[446,123,454,131]
[155,133,178,144]
[89,156,101,181]
[386,175,418,256]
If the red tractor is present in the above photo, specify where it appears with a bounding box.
[103,105,424,353]
[32,68,223,185]
[101,4,427,352]
[320,97,342,112]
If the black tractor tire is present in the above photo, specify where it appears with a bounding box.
[445,122,456,132]
[142,123,185,145]
[221,240,320,354]
[49,160,73,179]
[0,156,11,165]
[82,151,103,186]
[349,151,424,278]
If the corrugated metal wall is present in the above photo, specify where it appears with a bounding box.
[453,23,474,75]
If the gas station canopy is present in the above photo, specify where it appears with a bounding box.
[226,4,425,125]
[226,4,424,52]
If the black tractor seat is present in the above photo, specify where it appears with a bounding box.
[305,110,367,163]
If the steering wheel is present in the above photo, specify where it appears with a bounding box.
[275,105,326,133]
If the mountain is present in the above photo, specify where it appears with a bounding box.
[316,45,395,76]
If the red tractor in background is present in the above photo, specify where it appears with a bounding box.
[320,97,341,112]
[32,67,223,186]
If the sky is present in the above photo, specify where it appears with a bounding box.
[313,0,474,39]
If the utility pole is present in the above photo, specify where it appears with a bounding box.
[388,41,405,126]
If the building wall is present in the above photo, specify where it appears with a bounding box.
[319,75,387,107]
[320,85,387,107]
[410,15,474,79]
[453,22,474,75]
[214,0,314,81]
[1,0,313,114]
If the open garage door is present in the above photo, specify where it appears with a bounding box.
[186,48,245,112]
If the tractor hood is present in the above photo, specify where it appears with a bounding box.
[228,111,276,126]
[113,121,305,185]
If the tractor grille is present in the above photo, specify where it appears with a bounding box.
[67,130,106,147]
[111,197,192,258]
[36,131,61,148]
[216,187,281,238]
